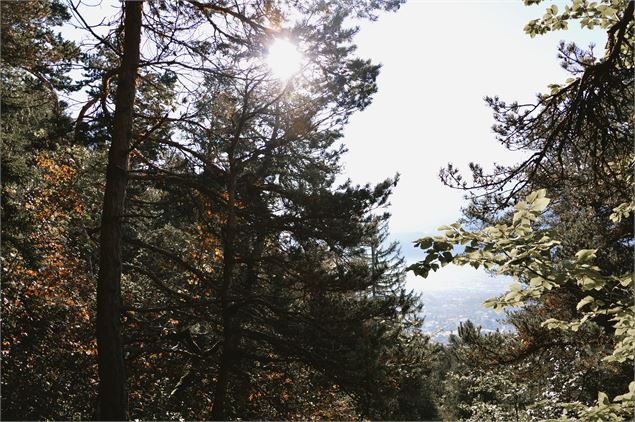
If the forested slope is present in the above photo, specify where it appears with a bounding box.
[1,0,632,421]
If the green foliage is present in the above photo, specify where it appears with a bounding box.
[429,2,633,418]
[118,57,435,419]
[0,0,438,419]
[1,3,102,418]
[5,0,632,419]
[410,189,634,419]
[436,322,533,421]
[0,0,80,88]
[524,0,628,35]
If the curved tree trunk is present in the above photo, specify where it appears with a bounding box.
[96,1,143,420]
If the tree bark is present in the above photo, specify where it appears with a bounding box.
[211,90,252,420]
[211,169,238,421]
[96,1,143,420]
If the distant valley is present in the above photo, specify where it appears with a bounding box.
[419,286,513,343]
[396,233,514,343]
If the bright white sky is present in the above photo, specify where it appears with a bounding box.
[338,0,606,293]
[343,0,605,233]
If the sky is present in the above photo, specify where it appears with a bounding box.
[337,0,606,294]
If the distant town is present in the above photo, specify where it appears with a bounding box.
[420,287,513,343]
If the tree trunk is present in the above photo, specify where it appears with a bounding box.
[212,169,238,421]
[96,1,143,420]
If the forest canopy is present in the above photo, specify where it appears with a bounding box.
[1,0,633,421]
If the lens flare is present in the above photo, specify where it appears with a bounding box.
[266,38,303,80]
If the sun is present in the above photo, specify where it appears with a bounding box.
[266,38,303,81]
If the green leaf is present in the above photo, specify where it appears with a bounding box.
[531,197,550,212]
[509,282,522,292]
[414,237,433,249]
[576,295,594,310]
[579,275,605,291]
[575,249,597,263]
[512,209,526,224]
[529,277,544,288]
[601,6,617,16]
[618,274,633,287]
[597,391,609,406]
[483,298,498,309]
[433,241,452,252]
[614,382,635,402]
